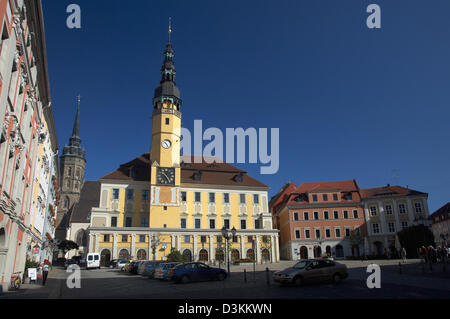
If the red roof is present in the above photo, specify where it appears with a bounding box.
[360,185,427,199]
[100,153,268,189]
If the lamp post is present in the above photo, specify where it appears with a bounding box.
[221,226,236,276]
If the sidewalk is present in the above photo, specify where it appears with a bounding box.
[0,267,63,299]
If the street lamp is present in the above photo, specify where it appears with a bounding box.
[221,226,236,276]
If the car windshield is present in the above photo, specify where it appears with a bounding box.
[293,261,310,269]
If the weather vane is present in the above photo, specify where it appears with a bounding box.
[168,17,172,43]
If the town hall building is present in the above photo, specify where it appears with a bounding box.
[86,28,280,266]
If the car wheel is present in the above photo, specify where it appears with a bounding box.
[217,273,226,281]
[181,275,190,284]
[294,276,303,287]
[332,273,342,284]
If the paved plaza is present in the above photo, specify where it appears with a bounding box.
[1,259,449,299]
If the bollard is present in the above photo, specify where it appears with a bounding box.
[398,262,402,275]
[266,267,270,286]
[244,269,247,283]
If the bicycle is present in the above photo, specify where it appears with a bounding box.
[10,272,22,290]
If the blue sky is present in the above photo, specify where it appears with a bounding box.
[42,0,450,212]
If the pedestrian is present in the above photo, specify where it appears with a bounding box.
[42,263,49,286]
[401,247,407,263]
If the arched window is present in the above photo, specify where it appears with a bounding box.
[246,249,255,261]
[182,249,192,262]
[137,249,147,260]
[199,249,208,262]
[75,229,87,247]
[215,249,224,262]
[335,245,344,258]
[0,228,6,248]
[261,249,270,262]
[119,249,129,260]
[68,167,72,176]
[231,249,240,262]
[64,196,70,208]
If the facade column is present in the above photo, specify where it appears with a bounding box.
[94,234,99,253]
[406,198,415,224]
[240,235,245,259]
[131,233,136,259]
[148,234,153,261]
[256,235,261,264]
[177,235,181,251]
[113,233,118,259]
[193,235,198,261]
[209,235,214,263]
[171,235,175,251]
[275,235,280,262]
[377,201,386,234]
[392,199,401,249]
[270,235,276,263]
[88,233,94,253]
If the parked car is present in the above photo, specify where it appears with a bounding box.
[123,261,131,272]
[137,261,149,275]
[54,258,66,266]
[116,259,128,270]
[109,259,119,269]
[79,258,86,268]
[168,262,227,283]
[154,262,181,280]
[273,259,348,286]
[143,261,164,278]
[64,259,78,270]
[128,261,143,274]
[86,253,101,269]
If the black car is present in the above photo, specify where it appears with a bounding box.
[109,259,119,268]
[167,262,227,283]
[64,259,78,269]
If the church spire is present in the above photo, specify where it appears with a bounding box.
[153,18,182,110]
[72,95,81,137]
[62,95,86,161]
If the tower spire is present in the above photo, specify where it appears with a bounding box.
[152,19,182,110]
[168,17,172,44]
[72,95,81,137]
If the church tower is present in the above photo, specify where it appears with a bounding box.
[149,20,182,228]
[55,97,86,240]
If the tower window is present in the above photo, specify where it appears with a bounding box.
[165,118,170,125]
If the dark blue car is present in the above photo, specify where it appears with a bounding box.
[167,262,227,283]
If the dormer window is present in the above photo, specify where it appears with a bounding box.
[295,195,304,202]
[234,173,244,183]
[193,171,202,181]
[345,193,352,201]
[129,167,136,178]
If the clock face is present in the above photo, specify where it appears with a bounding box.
[161,139,172,149]
[156,167,175,185]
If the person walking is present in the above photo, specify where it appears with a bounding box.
[42,263,50,286]
[401,247,407,263]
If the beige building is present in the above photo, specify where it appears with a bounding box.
[361,185,429,256]
[429,203,450,247]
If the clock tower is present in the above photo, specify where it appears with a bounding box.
[149,20,182,228]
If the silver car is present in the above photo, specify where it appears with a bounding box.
[273,259,348,286]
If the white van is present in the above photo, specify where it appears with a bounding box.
[86,253,101,269]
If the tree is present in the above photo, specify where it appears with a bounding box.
[397,225,435,258]
[166,249,189,263]
[57,240,79,256]
[349,228,364,256]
